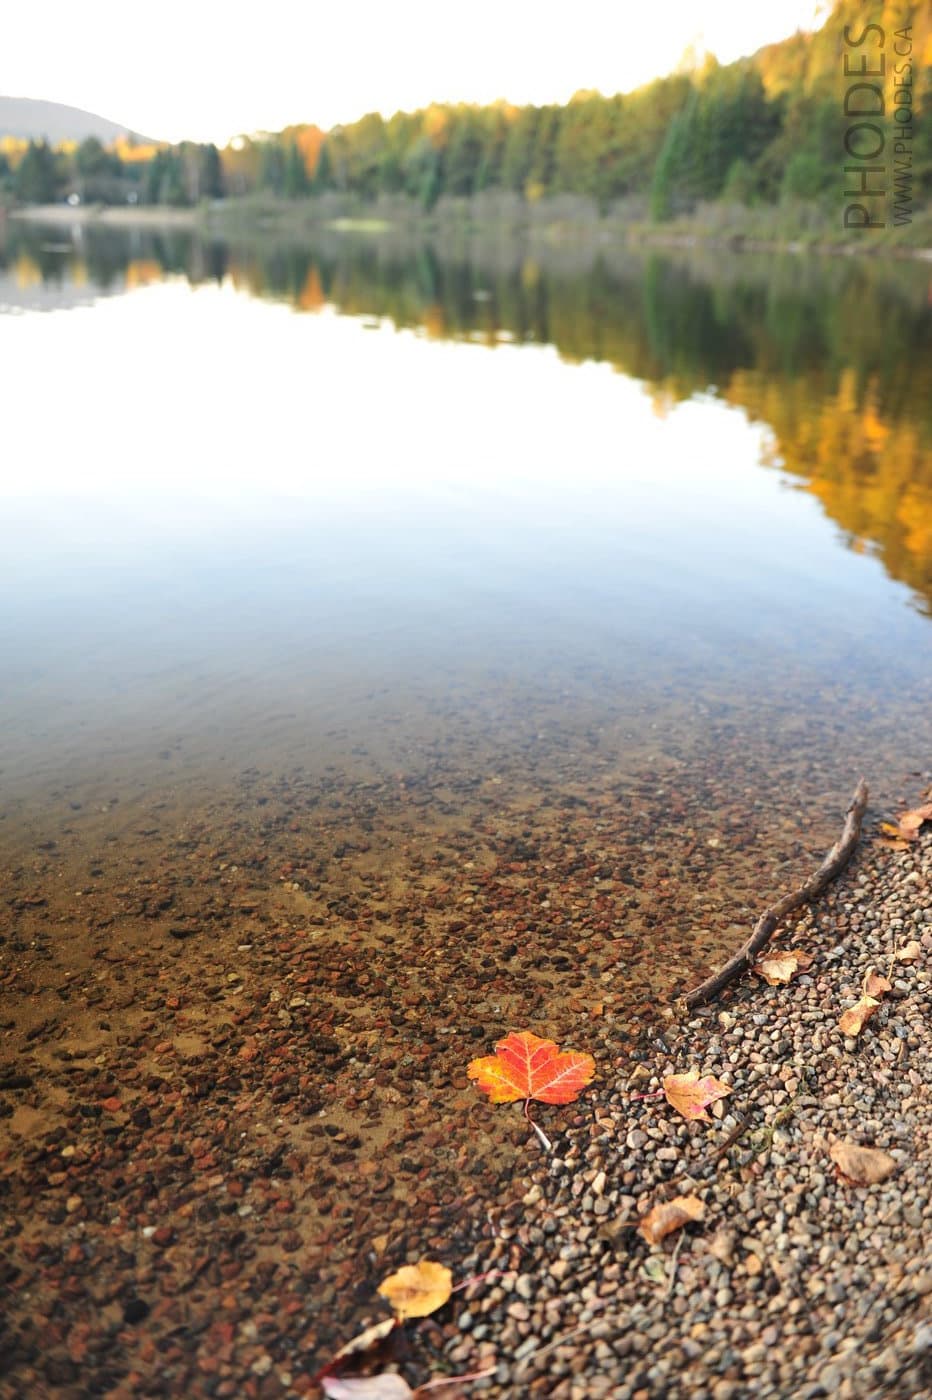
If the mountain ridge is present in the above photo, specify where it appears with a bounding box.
[0,95,156,146]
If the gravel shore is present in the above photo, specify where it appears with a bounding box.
[0,792,928,1399]
[433,827,931,1400]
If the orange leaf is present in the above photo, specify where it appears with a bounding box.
[663,1069,731,1121]
[838,996,879,1036]
[638,1194,705,1244]
[752,949,813,985]
[829,1140,897,1185]
[377,1260,452,1321]
[467,1030,595,1106]
[897,940,923,963]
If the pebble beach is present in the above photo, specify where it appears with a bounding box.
[438,826,931,1400]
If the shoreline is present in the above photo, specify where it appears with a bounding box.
[7,203,201,229]
[435,820,931,1398]
[8,201,932,262]
[1,769,929,1398]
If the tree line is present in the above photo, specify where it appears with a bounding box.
[1,136,223,207]
[3,0,929,218]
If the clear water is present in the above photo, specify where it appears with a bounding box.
[1,222,930,1008]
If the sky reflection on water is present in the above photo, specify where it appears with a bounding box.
[0,231,929,818]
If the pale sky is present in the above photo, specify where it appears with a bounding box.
[2,0,830,145]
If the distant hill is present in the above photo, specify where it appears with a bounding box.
[0,96,156,146]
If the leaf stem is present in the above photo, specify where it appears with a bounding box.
[451,1269,505,1294]
[524,1098,552,1153]
[416,1366,498,1393]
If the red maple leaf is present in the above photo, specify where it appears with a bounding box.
[467,1030,595,1105]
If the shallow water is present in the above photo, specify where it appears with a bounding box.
[1,223,931,1013]
[2,224,931,1356]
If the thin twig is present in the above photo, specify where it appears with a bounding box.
[658,1109,755,1196]
[665,1231,686,1299]
[684,778,868,1009]
[416,1367,498,1393]
[451,1269,505,1294]
[513,1302,608,1373]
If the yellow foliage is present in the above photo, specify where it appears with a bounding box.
[113,138,161,164]
[422,303,446,339]
[124,260,164,290]
[14,252,42,289]
[423,105,449,148]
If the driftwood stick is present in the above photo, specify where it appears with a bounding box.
[684,777,869,1010]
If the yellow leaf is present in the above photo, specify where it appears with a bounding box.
[377,1260,452,1321]
[638,1195,705,1244]
[838,996,879,1036]
[752,949,813,985]
[663,1069,731,1122]
[829,1140,897,1185]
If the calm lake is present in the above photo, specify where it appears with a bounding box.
[1,220,931,1026]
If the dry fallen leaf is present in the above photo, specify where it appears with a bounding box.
[638,1195,705,1244]
[377,1261,452,1321]
[752,949,813,985]
[897,940,923,963]
[663,1069,731,1121]
[322,1375,413,1400]
[838,996,880,1037]
[315,1318,404,1391]
[877,838,912,852]
[331,1318,400,1364]
[863,970,892,999]
[829,1140,898,1185]
[896,802,932,838]
[467,1031,595,1106]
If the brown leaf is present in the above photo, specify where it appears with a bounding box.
[638,1195,705,1244]
[752,949,813,985]
[897,940,923,963]
[829,1140,897,1185]
[862,970,892,999]
[316,1317,404,1387]
[663,1069,731,1121]
[878,838,911,852]
[377,1260,452,1321]
[331,1318,400,1364]
[897,802,932,838]
[838,996,880,1037]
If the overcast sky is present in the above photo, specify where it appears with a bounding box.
[2,1,830,145]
